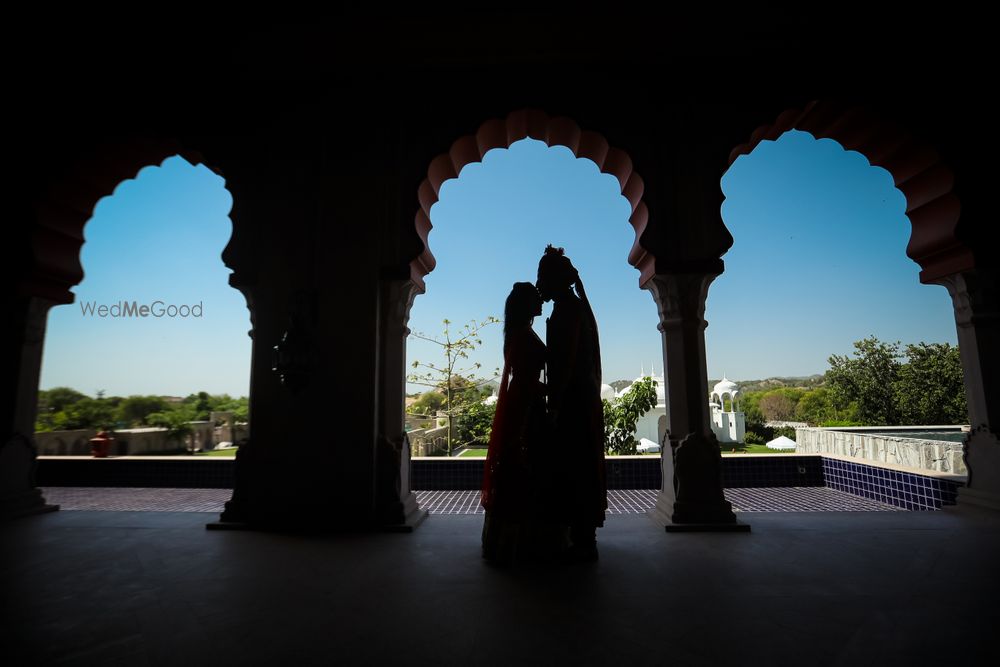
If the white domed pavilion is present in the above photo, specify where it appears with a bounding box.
[616,369,745,447]
[709,376,745,444]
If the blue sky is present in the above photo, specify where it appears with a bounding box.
[38,132,958,398]
[39,159,250,398]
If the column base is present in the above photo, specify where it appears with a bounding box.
[207,491,429,533]
[957,427,1000,512]
[648,491,750,532]
[0,488,59,521]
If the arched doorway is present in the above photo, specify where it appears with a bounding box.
[727,100,997,510]
[4,141,249,517]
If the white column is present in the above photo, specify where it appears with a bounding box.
[375,278,427,529]
[936,269,1000,510]
[1,296,59,519]
[644,273,742,529]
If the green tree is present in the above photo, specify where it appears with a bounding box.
[409,391,445,416]
[408,317,500,455]
[758,392,796,422]
[116,395,171,427]
[735,390,775,443]
[38,387,88,413]
[794,387,839,425]
[36,390,116,432]
[603,376,658,455]
[456,399,497,447]
[183,391,214,420]
[895,342,968,425]
[826,336,902,425]
[214,395,250,423]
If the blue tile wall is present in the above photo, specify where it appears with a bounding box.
[410,459,484,490]
[722,457,824,488]
[410,456,826,491]
[36,458,234,488]
[821,458,962,510]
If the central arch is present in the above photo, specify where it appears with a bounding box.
[374,109,661,527]
[410,108,658,289]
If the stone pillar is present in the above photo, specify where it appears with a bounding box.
[935,269,1000,510]
[1,296,59,520]
[211,126,416,532]
[644,273,743,530]
[374,277,427,530]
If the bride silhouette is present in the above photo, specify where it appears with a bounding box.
[481,282,567,564]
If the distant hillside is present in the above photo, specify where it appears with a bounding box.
[609,375,825,395]
[710,375,825,393]
[609,379,633,393]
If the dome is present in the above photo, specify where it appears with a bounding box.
[712,376,738,397]
[600,384,617,401]
[484,395,498,406]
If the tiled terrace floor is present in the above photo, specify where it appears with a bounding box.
[41,486,904,514]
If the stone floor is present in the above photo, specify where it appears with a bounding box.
[2,506,998,666]
[40,487,904,514]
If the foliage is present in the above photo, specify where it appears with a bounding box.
[603,376,658,455]
[408,317,500,455]
[794,387,839,425]
[117,395,172,426]
[34,388,250,433]
[409,391,445,416]
[36,389,117,432]
[455,400,497,447]
[717,375,824,394]
[826,337,968,426]
[758,392,797,422]
[736,392,772,442]
[744,431,765,446]
[894,342,967,425]
[38,387,88,413]
[826,336,902,426]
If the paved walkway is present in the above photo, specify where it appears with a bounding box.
[5,508,997,665]
[40,487,904,513]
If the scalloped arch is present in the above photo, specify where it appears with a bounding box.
[728,100,967,283]
[410,109,656,289]
[30,140,220,303]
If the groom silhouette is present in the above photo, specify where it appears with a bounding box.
[536,245,606,560]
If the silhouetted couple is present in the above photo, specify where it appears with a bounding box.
[481,245,606,565]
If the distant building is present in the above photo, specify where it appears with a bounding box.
[709,377,745,444]
[613,370,745,447]
[615,368,669,447]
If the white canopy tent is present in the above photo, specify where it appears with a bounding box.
[766,435,797,450]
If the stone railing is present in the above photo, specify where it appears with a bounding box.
[34,423,218,456]
[407,425,450,457]
[795,426,967,475]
